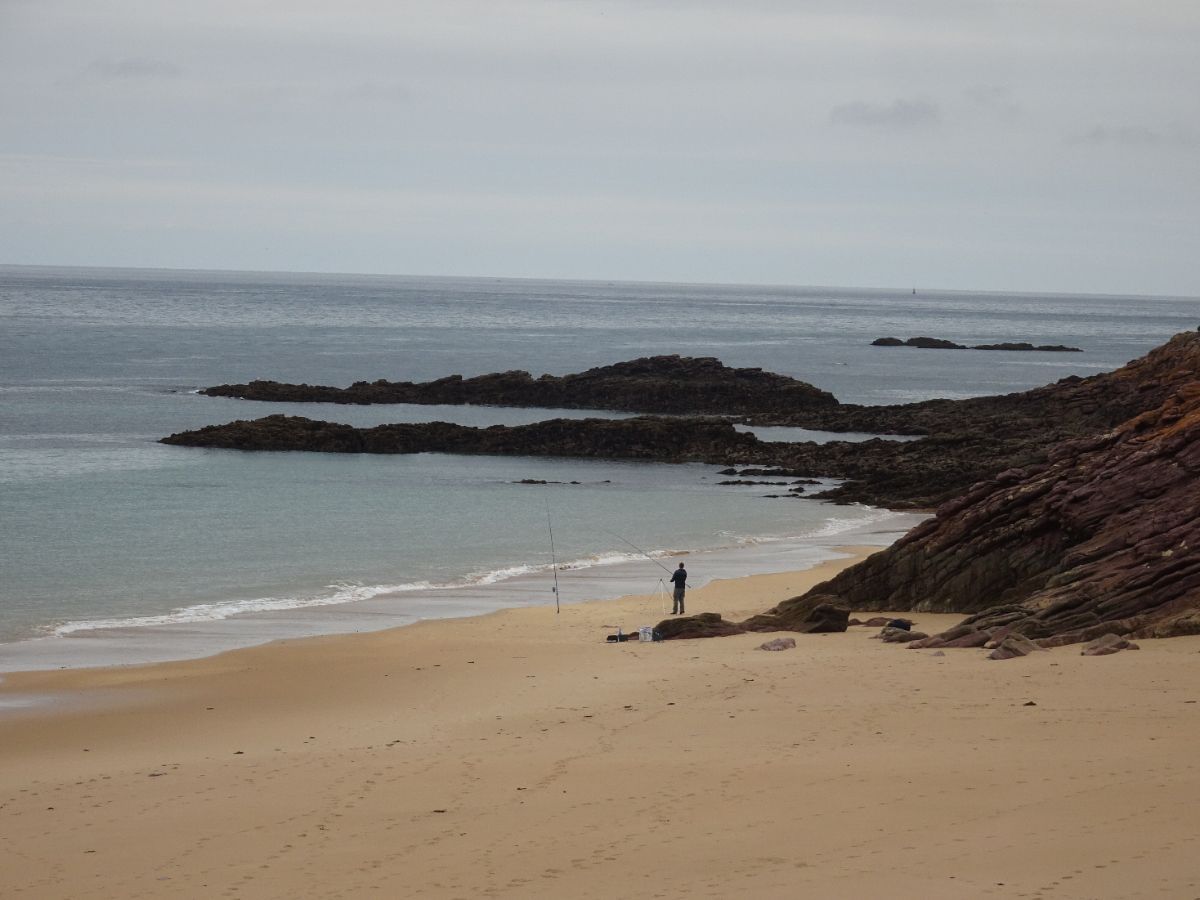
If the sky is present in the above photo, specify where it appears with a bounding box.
[1,0,1198,294]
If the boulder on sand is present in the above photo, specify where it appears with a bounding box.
[878,627,928,643]
[741,597,850,634]
[653,613,744,641]
[758,637,797,651]
[987,633,1046,660]
[1080,633,1140,656]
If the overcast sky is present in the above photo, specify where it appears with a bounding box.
[2,0,1197,294]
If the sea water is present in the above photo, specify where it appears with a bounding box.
[1,266,1196,671]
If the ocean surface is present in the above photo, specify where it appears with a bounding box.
[2,266,1197,673]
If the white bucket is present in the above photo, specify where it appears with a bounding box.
[639,626,654,642]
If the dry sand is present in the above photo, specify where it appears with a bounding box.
[2,546,1199,900]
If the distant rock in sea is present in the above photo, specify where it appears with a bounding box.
[171,330,1200,511]
[973,342,1082,352]
[199,355,838,416]
[871,336,1082,352]
[161,414,771,464]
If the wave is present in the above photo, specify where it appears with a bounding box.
[805,507,909,537]
[46,548,667,636]
[43,509,916,639]
[48,579,442,636]
[721,507,909,545]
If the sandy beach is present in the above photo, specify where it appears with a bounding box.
[2,546,1199,900]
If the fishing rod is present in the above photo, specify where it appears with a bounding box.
[601,528,674,575]
[546,500,561,614]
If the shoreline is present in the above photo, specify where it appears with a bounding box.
[0,510,926,675]
[0,546,886,705]
[3,547,1199,899]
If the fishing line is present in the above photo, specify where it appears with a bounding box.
[600,528,673,575]
[545,499,561,614]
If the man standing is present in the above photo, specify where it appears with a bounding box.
[670,562,688,615]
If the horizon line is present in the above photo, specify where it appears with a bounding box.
[1,261,1197,303]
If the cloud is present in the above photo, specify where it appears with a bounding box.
[83,58,181,81]
[1072,124,1198,149]
[829,99,940,130]
[964,84,1019,120]
[336,82,412,105]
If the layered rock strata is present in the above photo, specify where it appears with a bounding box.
[784,332,1200,645]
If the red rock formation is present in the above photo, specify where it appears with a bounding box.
[791,331,1200,646]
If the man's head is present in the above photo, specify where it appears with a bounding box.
[678,562,685,569]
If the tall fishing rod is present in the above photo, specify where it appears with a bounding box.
[601,528,673,575]
[546,500,561,614]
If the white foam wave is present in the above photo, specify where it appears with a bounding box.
[49,579,439,636]
[463,549,665,585]
[805,507,909,537]
[718,507,910,546]
[44,509,914,639]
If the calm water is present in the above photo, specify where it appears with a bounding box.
[2,266,1196,670]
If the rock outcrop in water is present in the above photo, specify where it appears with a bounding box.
[161,414,771,463]
[871,337,1082,352]
[200,356,839,416]
[781,331,1200,648]
[174,331,1200,510]
[973,342,1082,352]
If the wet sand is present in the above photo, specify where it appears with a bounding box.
[2,546,1198,899]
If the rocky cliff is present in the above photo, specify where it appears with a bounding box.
[788,330,1200,645]
[200,356,838,416]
